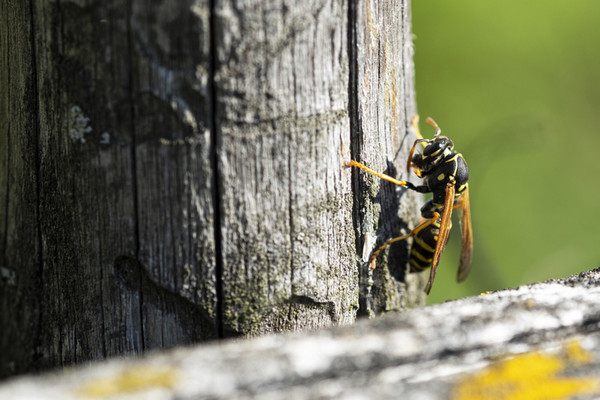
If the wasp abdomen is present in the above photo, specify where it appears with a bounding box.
[409,219,444,272]
[409,231,437,272]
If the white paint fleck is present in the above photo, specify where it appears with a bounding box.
[99,132,110,144]
[362,232,376,262]
[183,109,198,132]
[68,105,92,143]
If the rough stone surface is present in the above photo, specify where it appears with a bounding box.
[3,268,600,399]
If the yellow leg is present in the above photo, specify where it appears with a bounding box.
[346,160,409,187]
[368,212,440,270]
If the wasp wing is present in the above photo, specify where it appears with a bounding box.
[456,185,473,282]
[424,182,455,294]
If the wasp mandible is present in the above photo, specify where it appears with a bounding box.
[347,115,473,294]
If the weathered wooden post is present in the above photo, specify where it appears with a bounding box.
[0,0,421,378]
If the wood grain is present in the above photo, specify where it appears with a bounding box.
[0,0,419,378]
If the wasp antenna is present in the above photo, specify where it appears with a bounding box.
[425,117,441,137]
[411,114,423,140]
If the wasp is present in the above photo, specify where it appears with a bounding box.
[347,115,473,294]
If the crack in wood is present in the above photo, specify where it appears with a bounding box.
[208,0,225,340]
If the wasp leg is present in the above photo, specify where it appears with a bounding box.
[347,160,412,187]
[368,212,441,270]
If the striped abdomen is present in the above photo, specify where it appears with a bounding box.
[409,218,451,272]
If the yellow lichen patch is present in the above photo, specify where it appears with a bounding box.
[77,365,179,398]
[453,340,599,400]
[525,299,536,307]
[564,339,593,365]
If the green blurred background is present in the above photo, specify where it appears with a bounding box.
[411,1,600,304]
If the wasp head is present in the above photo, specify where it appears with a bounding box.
[411,136,454,172]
